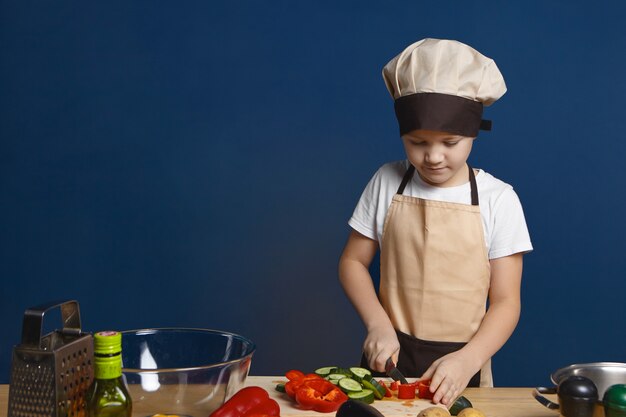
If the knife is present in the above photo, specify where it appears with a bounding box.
[385,357,409,385]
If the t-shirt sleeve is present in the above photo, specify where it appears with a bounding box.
[488,187,533,259]
[348,168,383,241]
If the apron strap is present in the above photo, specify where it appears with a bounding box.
[397,162,480,206]
[396,164,415,195]
[468,163,479,206]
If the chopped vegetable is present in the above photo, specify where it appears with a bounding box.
[417,379,434,400]
[286,369,305,381]
[294,378,349,413]
[347,389,375,404]
[336,400,384,417]
[338,378,363,393]
[448,396,473,416]
[314,366,337,377]
[209,386,280,417]
[274,383,285,393]
[348,367,372,382]
[361,379,384,400]
[398,383,416,399]
[285,373,323,398]
[283,370,348,412]
[378,380,393,398]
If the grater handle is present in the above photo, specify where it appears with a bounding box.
[21,300,82,347]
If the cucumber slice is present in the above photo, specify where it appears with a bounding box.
[338,377,363,393]
[347,389,375,404]
[349,367,372,382]
[314,366,337,377]
[333,367,353,376]
[361,379,384,400]
[328,373,347,381]
[449,395,473,416]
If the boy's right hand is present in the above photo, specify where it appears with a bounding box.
[362,324,400,372]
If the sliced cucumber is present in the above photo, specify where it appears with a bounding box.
[314,366,337,377]
[333,367,354,376]
[361,379,384,400]
[349,367,372,382]
[449,395,473,416]
[338,377,363,393]
[328,373,347,381]
[347,389,375,404]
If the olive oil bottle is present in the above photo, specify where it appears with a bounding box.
[86,331,132,417]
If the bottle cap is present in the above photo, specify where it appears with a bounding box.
[94,331,122,355]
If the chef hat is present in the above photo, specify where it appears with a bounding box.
[382,38,507,137]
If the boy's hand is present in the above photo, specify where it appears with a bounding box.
[419,350,480,406]
[362,324,400,372]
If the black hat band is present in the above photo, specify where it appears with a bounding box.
[394,92,492,137]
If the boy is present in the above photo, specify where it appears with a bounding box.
[338,39,532,405]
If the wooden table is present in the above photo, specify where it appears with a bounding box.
[0,377,560,417]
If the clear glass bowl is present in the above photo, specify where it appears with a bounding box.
[121,328,256,417]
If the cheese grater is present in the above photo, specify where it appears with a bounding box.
[7,300,94,417]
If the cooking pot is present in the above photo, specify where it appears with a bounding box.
[534,363,626,417]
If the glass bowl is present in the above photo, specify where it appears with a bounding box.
[121,328,256,417]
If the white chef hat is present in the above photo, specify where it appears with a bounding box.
[382,38,507,137]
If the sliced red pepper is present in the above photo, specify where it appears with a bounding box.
[209,386,280,417]
[284,373,322,398]
[285,369,305,381]
[294,378,348,413]
[417,379,434,400]
[390,381,399,391]
[397,383,416,399]
[378,380,393,398]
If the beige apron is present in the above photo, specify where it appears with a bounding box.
[379,163,493,387]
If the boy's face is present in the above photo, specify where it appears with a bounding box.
[401,129,475,187]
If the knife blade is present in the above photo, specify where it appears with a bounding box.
[385,357,408,385]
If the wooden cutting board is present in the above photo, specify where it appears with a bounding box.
[245,376,558,417]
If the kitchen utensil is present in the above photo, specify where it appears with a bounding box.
[121,327,255,417]
[7,300,94,417]
[533,376,598,417]
[549,363,626,398]
[604,384,626,417]
[385,358,408,385]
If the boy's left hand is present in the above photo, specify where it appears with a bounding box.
[418,350,480,406]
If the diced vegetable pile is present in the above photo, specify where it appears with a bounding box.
[277,366,474,415]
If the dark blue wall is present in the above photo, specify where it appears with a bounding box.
[2,1,625,387]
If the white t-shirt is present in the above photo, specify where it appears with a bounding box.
[349,160,533,259]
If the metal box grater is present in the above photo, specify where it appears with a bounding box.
[7,300,94,417]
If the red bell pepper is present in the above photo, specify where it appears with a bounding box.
[282,370,348,412]
[397,383,416,399]
[285,370,305,381]
[417,379,434,400]
[284,372,323,398]
[293,378,348,413]
[209,386,280,417]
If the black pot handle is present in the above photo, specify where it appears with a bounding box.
[533,386,560,410]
